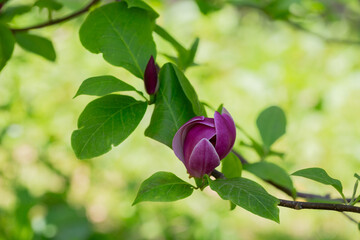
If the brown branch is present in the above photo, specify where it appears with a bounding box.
[210,170,360,214]
[211,169,225,179]
[233,4,360,46]
[10,0,100,32]
[231,150,351,202]
[279,199,360,213]
[285,20,360,45]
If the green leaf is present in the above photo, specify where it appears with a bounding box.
[74,75,138,98]
[268,149,285,159]
[244,162,295,197]
[34,0,62,11]
[240,137,267,158]
[228,0,265,7]
[0,24,14,72]
[183,37,200,69]
[154,25,187,58]
[194,175,209,190]
[221,151,242,211]
[263,0,299,20]
[145,63,196,147]
[15,32,56,61]
[208,177,280,222]
[79,2,156,79]
[154,25,198,70]
[162,53,200,69]
[162,53,179,64]
[351,180,358,204]
[256,106,286,149]
[355,173,360,181]
[171,64,206,116]
[221,152,242,178]
[0,5,32,22]
[216,103,223,113]
[123,0,159,19]
[292,168,343,196]
[71,95,147,159]
[133,171,194,204]
[194,0,224,14]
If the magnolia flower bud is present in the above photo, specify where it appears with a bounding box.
[144,56,159,95]
[172,108,236,178]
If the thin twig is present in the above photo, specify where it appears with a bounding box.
[231,150,248,164]
[231,149,351,202]
[11,0,100,32]
[210,170,360,214]
[285,20,360,45]
[279,199,360,214]
[342,212,358,224]
[233,3,360,46]
[211,169,226,179]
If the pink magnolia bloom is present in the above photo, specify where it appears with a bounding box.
[172,108,236,178]
[144,56,159,95]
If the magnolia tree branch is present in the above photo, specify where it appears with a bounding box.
[7,0,358,215]
[10,0,100,32]
[285,20,360,45]
[279,200,360,213]
[234,4,360,45]
[230,150,351,202]
[210,170,360,214]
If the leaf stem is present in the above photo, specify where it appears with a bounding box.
[352,195,360,206]
[135,90,149,102]
[350,181,358,204]
[154,24,187,54]
[11,0,100,32]
[341,192,349,205]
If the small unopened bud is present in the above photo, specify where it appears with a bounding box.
[144,56,159,95]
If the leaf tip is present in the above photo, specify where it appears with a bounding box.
[132,198,139,206]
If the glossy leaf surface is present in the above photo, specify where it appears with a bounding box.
[72,95,147,159]
[79,2,156,78]
[133,171,194,204]
[209,177,280,223]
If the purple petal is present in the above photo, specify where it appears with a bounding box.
[187,138,220,178]
[214,108,236,159]
[198,117,215,127]
[183,124,216,165]
[172,116,205,162]
[144,56,159,95]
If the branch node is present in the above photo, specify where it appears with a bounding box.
[295,203,302,210]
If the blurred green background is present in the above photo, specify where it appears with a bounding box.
[1,0,360,239]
